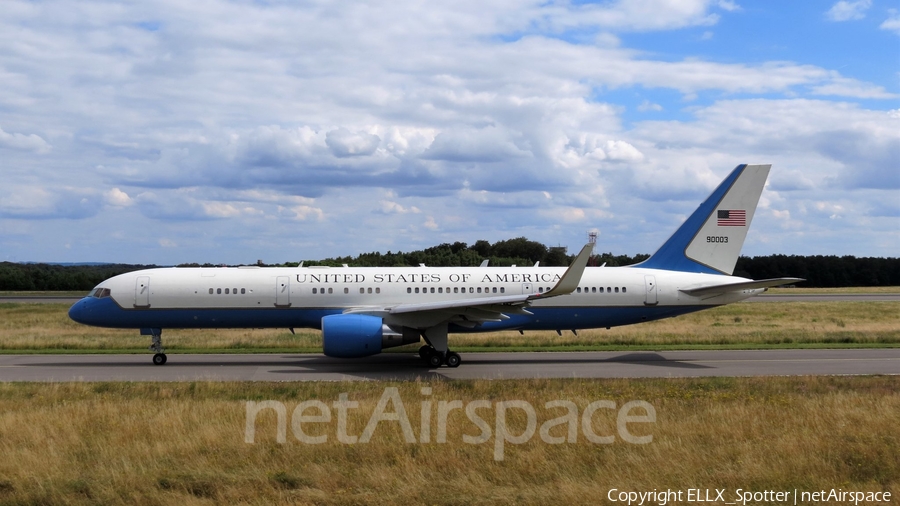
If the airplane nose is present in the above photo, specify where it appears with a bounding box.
[68,298,91,324]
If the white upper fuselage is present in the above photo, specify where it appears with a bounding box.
[86,264,761,332]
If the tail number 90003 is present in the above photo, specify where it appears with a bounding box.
[706,236,729,243]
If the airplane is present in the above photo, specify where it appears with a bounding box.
[69,163,801,367]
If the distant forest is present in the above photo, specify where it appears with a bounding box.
[1,237,898,290]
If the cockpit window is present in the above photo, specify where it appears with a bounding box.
[91,288,111,298]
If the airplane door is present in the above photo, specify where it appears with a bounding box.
[522,283,534,295]
[135,276,150,308]
[275,276,291,307]
[644,275,658,306]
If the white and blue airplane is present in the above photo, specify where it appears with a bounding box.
[69,164,801,367]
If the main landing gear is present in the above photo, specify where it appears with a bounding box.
[419,346,461,368]
[142,328,167,365]
[417,323,460,368]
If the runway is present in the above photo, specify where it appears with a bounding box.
[1,349,898,382]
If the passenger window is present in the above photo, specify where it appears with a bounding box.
[233,288,237,294]
[576,287,581,293]
[217,288,222,294]
[368,288,373,294]
[622,287,626,293]
[500,287,505,293]
[415,287,420,293]
[438,287,443,293]
[454,287,458,293]
[360,288,365,294]
[407,287,412,293]
[493,287,497,293]
[430,287,435,293]
[209,288,214,294]
[344,288,349,294]
[615,287,619,293]
[478,287,482,294]
[241,288,246,294]
[312,288,317,294]
[538,287,543,293]
[328,288,333,294]
[469,287,474,293]
[592,287,596,293]
[225,288,230,294]
[376,287,380,294]
[607,287,611,293]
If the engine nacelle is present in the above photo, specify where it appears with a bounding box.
[321,314,421,358]
[322,314,384,358]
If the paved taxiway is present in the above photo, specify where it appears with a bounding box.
[1,349,897,382]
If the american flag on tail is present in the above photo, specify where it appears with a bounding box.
[717,210,746,226]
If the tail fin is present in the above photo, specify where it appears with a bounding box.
[637,164,770,275]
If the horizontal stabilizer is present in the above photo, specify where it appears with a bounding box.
[679,277,805,297]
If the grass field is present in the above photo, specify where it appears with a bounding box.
[0,299,898,353]
[0,376,895,505]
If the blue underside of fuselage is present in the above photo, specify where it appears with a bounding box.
[69,297,714,333]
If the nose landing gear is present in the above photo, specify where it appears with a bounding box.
[142,328,167,365]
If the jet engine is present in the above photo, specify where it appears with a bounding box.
[321,314,420,358]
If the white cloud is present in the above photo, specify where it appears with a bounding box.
[325,128,381,158]
[810,76,897,99]
[638,100,664,112]
[378,201,421,214]
[603,140,645,162]
[825,0,871,21]
[881,10,900,35]
[278,205,324,222]
[717,1,741,12]
[104,188,133,207]
[0,126,51,153]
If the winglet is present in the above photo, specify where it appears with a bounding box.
[534,243,593,298]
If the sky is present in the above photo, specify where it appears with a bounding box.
[1,0,898,265]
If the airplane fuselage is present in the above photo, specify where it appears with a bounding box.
[69,265,761,333]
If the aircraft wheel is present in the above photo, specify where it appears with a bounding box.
[418,345,434,360]
[427,352,444,368]
[445,352,461,368]
[152,353,167,366]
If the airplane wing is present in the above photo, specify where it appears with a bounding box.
[679,277,804,297]
[346,243,594,326]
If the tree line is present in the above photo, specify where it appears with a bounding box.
[1,237,897,291]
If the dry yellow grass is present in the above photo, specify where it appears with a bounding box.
[1,301,898,352]
[0,377,896,505]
